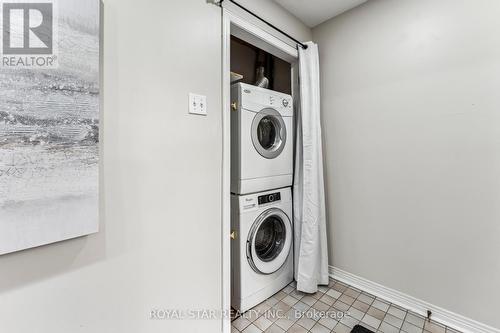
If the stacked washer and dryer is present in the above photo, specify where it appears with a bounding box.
[231,83,294,313]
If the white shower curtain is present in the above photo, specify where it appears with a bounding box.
[294,42,329,293]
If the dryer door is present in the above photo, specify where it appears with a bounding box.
[247,208,292,275]
[251,108,287,159]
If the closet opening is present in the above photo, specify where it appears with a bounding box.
[230,36,292,95]
[222,10,300,333]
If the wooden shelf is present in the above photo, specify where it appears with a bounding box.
[230,72,244,83]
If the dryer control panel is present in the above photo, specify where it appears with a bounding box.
[234,83,293,117]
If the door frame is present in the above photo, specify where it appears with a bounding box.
[221,7,300,333]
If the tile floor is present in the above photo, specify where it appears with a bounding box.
[232,278,462,333]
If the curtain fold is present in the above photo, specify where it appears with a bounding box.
[293,41,329,293]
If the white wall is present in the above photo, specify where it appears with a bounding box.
[0,0,223,332]
[0,1,310,332]
[313,0,500,328]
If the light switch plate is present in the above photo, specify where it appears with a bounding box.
[189,93,207,116]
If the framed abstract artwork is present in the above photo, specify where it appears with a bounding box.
[0,0,100,255]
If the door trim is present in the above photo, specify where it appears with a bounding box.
[221,8,299,333]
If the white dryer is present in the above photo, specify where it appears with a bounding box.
[231,83,293,195]
[231,187,293,313]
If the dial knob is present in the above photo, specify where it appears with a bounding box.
[282,99,289,107]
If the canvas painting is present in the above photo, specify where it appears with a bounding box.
[0,0,100,255]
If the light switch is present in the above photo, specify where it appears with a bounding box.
[189,93,207,116]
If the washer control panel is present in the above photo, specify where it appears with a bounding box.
[258,192,281,205]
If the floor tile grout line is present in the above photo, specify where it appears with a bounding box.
[232,277,461,333]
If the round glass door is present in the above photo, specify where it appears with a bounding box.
[254,215,285,262]
[251,108,287,159]
[247,208,292,275]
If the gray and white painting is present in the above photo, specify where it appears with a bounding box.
[0,0,100,255]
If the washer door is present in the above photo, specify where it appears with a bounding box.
[251,108,287,159]
[247,208,292,275]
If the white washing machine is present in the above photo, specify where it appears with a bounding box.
[231,83,293,195]
[231,187,293,313]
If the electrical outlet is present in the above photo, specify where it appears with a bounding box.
[189,93,207,116]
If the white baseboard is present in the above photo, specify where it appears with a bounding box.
[329,266,500,333]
